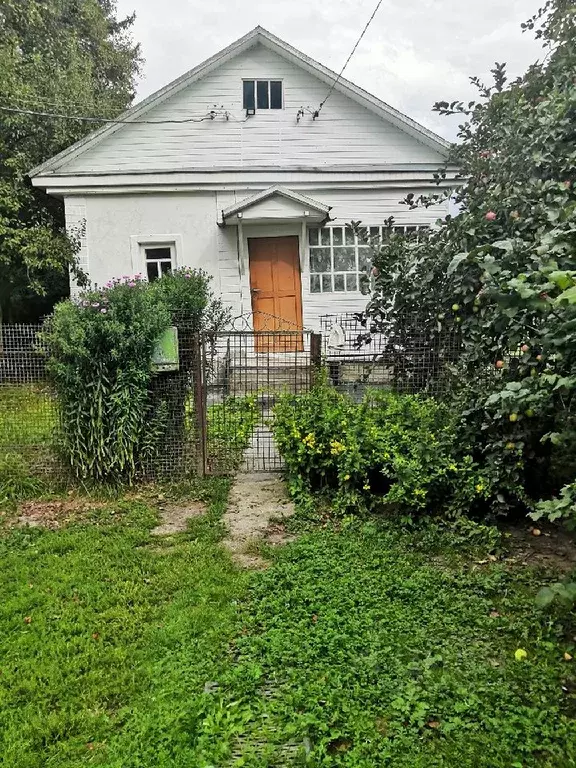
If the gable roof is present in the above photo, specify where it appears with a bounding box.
[30,26,450,178]
[220,185,331,224]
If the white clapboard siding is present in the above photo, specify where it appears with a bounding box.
[61,44,444,174]
[64,197,88,294]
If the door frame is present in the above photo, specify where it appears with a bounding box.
[239,223,304,328]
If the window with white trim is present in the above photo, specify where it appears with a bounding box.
[143,245,174,282]
[242,80,283,111]
[308,225,430,294]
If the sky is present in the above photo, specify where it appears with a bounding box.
[115,0,548,141]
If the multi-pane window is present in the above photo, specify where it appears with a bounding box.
[243,80,283,111]
[308,227,371,294]
[308,225,430,293]
[144,246,174,282]
[366,224,430,239]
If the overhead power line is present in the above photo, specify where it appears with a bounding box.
[316,0,384,116]
[0,104,247,124]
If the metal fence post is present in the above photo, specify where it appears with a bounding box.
[310,332,322,387]
[191,332,207,476]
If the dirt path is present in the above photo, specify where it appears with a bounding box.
[223,473,295,568]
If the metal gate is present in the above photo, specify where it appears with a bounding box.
[197,329,321,474]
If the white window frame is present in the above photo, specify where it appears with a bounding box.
[129,234,182,280]
[308,225,430,294]
[242,79,284,111]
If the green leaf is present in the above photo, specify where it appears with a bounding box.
[447,253,468,276]
[535,586,555,609]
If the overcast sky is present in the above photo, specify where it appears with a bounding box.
[116,0,548,141]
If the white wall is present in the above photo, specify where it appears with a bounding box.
[60,43,444,174]
[72,184,448,330]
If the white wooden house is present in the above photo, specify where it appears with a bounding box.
[31,26,455,336]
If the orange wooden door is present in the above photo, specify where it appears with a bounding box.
[248,236,303,352]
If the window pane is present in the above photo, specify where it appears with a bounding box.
[344,228,355,245]
[160,261,172,275]
[257,80,269,109]
[332,227,343,246]
[308,228,318,246]
[334,274,345,292]
[345,273,358,291]
[243,80,255,111]
[145,247,171,261]
[310,274,321,293]
[369,226,380,238]
[320,228,331,246]
[310,248,330,273]
[333,247,356,272]
[146,262,159,282]
[322,274,332,292]
[358,247,371,271]
[270,81,282,109]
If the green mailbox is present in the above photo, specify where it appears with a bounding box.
[151,327,179,372]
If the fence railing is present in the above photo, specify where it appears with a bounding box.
[1,314,463,483]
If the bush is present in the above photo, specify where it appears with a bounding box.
[42,270,226,484]
[273,381,490,516]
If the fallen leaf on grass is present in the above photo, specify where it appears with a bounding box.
[515,648,528,661]
[427,721,441,729]
[23,616,32,624]
[564,652,573,661]
[490,611,501,618]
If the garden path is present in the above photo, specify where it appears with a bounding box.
[223,472,295,568]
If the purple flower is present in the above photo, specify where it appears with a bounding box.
[185,274,191,279]
[128,281,136,287]
[100,308,108,314]
[92,302,100,308]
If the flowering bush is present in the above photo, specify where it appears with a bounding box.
[273,380,490,517]
[43,270,225,483]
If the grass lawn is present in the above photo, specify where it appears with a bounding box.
[0,385,56,447]
[1,487,575,766]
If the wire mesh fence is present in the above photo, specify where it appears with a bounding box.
[0,324,58,474]
[1,311,464,484]
[201,330,320,474]
[320,311,461,400]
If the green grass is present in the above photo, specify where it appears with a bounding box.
[1,483,576,766]
[194,520,576,766]
[0,479,248,767]
[0,385,56,446]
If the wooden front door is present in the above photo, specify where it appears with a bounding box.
[248,236,303,352]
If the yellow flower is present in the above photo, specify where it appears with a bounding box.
[343,474,351,481]
[363,484,371,491]
[302,432,316,447]
[330,440,346,455]
[514,648,528,661]
[475,483,485,493]
[449,464,458,472]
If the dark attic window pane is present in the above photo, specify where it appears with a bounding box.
[270,81,282,109]
[257,80,269,109]
[243,80,255,110]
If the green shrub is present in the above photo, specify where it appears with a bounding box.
[273,381,490,516]
[42,270,225,484]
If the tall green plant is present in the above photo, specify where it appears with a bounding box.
[43,269,228,484]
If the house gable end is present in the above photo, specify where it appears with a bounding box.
[31,28,449,179]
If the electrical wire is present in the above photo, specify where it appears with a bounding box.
[316,0,384,116]
[0,104,247,124]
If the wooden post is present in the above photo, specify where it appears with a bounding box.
[191,332,207,476]
[310,332,322,387]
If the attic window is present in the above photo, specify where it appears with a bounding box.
[243,80,283,111]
